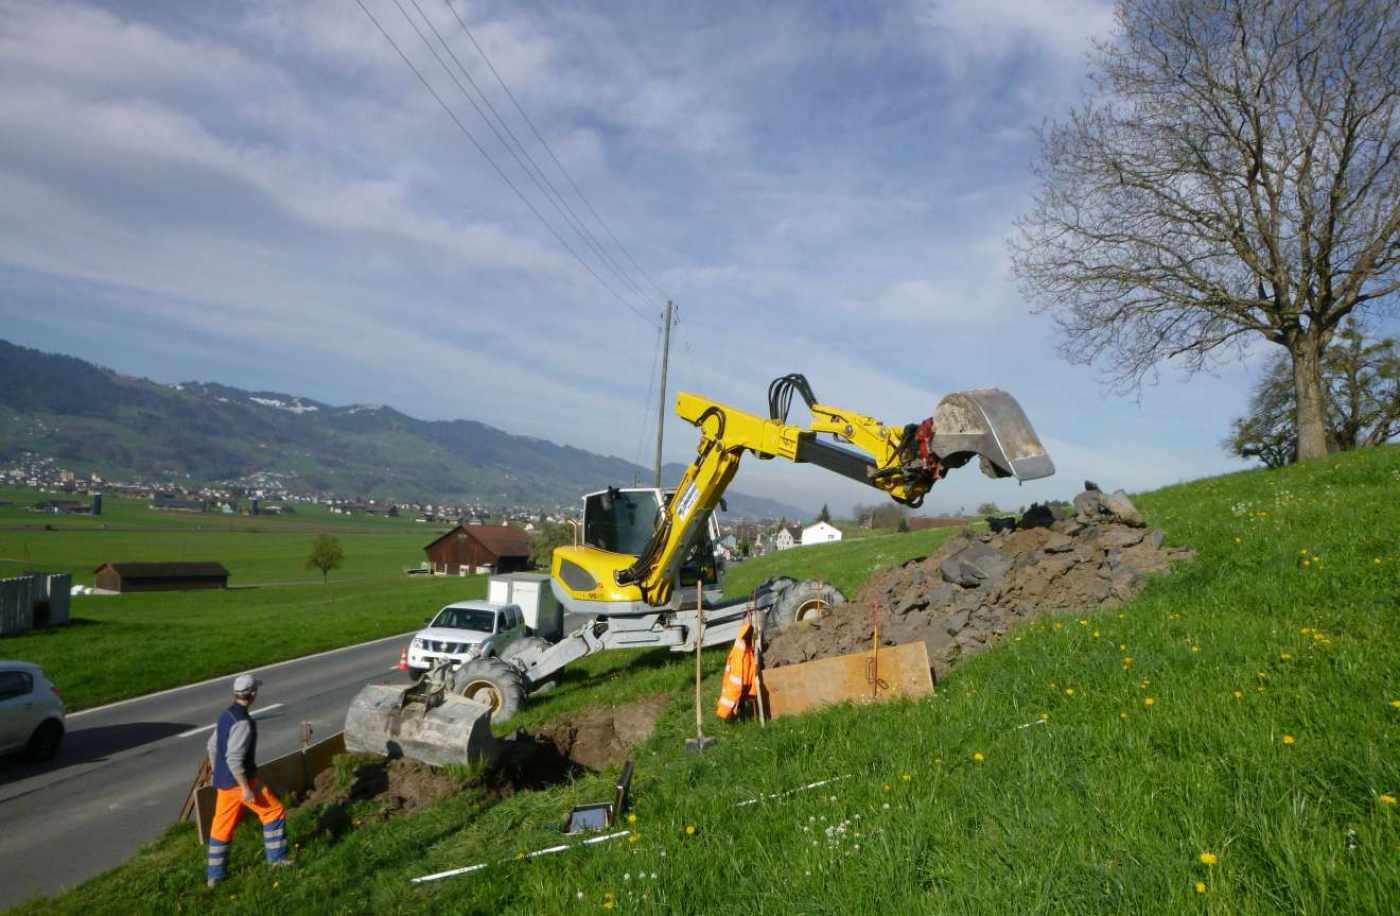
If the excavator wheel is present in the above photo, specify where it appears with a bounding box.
[499,637,560,694]
[766,580,845,634]
[453,657,527,723]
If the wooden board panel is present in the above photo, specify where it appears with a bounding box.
[193,732,346,842]
[760,641,933,720]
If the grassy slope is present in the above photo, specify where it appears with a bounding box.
[14,447,1400,914]
[0,488,475,710]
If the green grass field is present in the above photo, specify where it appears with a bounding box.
[16,445,1399,914]
[0,487,473,710]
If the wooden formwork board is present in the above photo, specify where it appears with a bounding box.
[760,641,933,720]
[193,732,346,842]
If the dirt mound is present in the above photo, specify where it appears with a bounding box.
[303,755,466,820]
[764,487,1194,679]
[526,693,671,771]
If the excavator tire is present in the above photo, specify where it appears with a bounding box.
[766,579,845,633]
[499,637,560,693]
[453,657,527,723]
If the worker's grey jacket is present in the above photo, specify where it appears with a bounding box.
[206,704,257,789]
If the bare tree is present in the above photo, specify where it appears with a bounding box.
[1012,0,1400,460]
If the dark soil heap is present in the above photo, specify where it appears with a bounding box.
[764,486,1194,679]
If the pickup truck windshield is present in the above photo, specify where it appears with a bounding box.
[432,608,496,632]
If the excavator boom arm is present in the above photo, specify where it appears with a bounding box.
[613,382,1052,607]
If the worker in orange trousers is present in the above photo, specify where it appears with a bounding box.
[205,674,292,887]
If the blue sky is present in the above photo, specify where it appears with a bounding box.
[0,0,1285,515]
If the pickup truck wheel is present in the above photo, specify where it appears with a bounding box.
[27,719,64,761]
[766,580,846,634]
[453,658,526,723]
[499,637,559,693]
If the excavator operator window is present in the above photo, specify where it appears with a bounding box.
[583,490,662,556]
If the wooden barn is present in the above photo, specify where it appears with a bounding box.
[94,562,230,593]
[424,525,532,576]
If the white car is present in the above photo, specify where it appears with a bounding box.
[0,661,66,760]
[407,601,525,677]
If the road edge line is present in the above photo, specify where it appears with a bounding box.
[68,632,415,719]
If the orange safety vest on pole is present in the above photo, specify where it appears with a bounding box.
[715,620,756,719]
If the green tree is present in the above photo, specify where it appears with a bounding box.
[305,534,344,585]
[897,516,910,533]
[976,502,1001,517]
[818,504,831,523]
[1227,323,1400,466]
[530,521,575,568]
[1012,0,1400,461]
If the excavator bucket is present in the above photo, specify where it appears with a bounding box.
[344,670,499,768]
[930,389,1055,481]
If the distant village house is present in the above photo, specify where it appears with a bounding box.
[801,521,843,546]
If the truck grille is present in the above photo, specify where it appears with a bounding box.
[428,640,467,654]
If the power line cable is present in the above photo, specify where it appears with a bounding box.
[440,0,671,302]
[385,0,656,322]
[404,0,655,310]
[354,0,657,328]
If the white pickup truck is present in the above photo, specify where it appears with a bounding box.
[406,601,525,677]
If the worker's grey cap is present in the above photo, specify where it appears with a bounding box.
[233,674,262,695]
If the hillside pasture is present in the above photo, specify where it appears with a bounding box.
[17,445,1399,914]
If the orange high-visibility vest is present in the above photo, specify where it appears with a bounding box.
[715,620,756,719]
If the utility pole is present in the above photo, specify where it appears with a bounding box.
[654,300,673,488]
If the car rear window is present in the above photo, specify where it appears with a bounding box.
[0,670,34,701]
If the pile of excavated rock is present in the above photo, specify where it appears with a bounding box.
[763,484,1195,680]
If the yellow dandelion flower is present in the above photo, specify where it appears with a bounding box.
[1233,690,1243,700]
[1194,881,1207,895]
[628,833,640,844]
[1079,618,1089,626]
[1379,794,1397,806]
[1376,558,1383,565]
[1280,652,1293,661]
[1312,632,1325,641]
[1233,536,1242,544]
[1054,622,1063,630]
[972,752,986,763]
[883,783,892,791]
[1282,734,1296,745]
[1199,852,1218,865]
[901,772,912,781]
[1300,548,1308,556]
[1300,627,1312,635]
[685,824,696,836]
[1039,712,1050,721]
[1144,697,1156,707]
[627,813,637,825]
[1119,643,1127,651]
[1065,688,1075,697]
[604,900,615,911]
[1391,700,1400,710]
[1092,631,1100,639]
[1191,645,1200,653]
[1119,711,1128,720]
[1302,559,1311,567]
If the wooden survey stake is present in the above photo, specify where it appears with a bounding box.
[760,641,933,720]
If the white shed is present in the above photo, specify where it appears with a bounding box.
[801,521,843,546]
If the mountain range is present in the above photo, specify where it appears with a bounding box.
[0,339,802,518]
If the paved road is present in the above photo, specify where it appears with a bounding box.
[0,631,418,910]
[0,613,594,910]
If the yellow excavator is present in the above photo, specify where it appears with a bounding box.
[345,374,1052,760]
